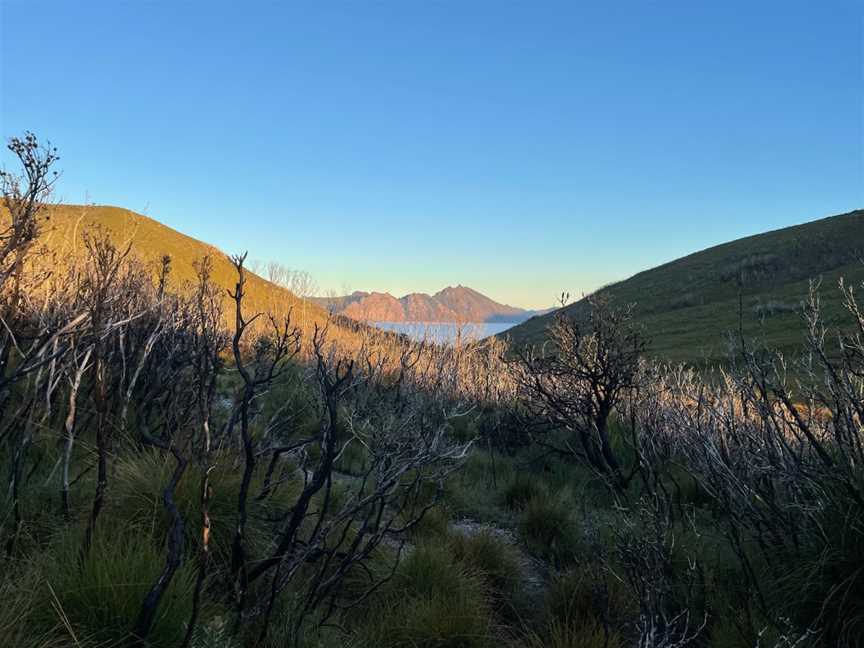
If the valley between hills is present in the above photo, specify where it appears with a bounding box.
[3,151,864,648]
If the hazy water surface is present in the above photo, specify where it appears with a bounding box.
[372,321,515,344]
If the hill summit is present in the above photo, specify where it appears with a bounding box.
[28,204,382,350]
[503,209,864,365]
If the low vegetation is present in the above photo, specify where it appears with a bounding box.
[2,134,862,647]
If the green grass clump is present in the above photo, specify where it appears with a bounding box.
[511,567,629,648]
[449,529,522,598]
[448,414,480,444]
[30,526,196,647]
[518,493,581,566]
[0,441,97,555]
[444,451,516,522]
[501,472,545,511]
[514,618,622,648]
[355,543,494,647]
[110,448,300,569]
[766,507,864,645]
[0,563,63,648]
[408,505,451,542]
[545,567,631,630]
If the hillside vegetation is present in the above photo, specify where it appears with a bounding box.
[3,136,863,648]
[33,203,378,351]
[506,209,864,364]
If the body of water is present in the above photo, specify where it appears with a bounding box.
[372,321,516,344]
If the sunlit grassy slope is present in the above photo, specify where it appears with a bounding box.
[35,204,344,340]
[504,209,864,365]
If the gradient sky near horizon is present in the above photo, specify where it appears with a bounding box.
[1,1,862,309]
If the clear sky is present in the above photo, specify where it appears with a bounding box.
[1,1,861,308]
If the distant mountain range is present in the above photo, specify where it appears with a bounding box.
[312,286,550,323]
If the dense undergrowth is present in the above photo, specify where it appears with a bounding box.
[2,134,863,647]
[6,406,862,647]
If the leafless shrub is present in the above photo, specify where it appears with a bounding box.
[630,277,864,645]
[720,253,782,284]
[0,135,492,645]
[512,293,646,488]
[611,493,707,648]
[235,322,477,643]
[0,131,59,293]
[752,299,799,318]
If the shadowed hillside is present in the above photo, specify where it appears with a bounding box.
[504,209,864,365]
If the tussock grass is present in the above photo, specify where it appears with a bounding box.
[449,529,522,598]
[514,618,622,648]
[354,543,495,647]
[407,505,451,542]
[517,493,581,566]
[766,506,864,644]
[501,472,545,511]
[508,565,630,648]
[546,567,631,630]
[444,451,517,522]
[26,525,196,647]
[0,563,67,648]
[109,448,301,569]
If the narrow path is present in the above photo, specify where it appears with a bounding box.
[449,518,550,603]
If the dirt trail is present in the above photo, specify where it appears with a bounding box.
[449,518,549,603]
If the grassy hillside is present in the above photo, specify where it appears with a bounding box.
[505,209,864,365]
[33,204,361,346]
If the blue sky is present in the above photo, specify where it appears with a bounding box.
[1,1,861,308]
